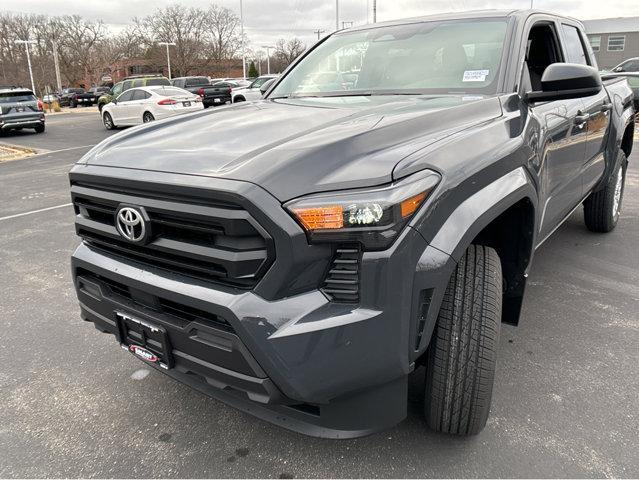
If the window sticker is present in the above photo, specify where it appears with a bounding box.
[463,70,490,82]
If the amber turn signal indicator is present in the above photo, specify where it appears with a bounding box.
[292,206,344,230]
[400,192,427,218]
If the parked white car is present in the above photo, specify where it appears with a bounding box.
[101,86,203,130]
[232,75,278,103]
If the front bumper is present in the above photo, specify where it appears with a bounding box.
[70,167,456,437]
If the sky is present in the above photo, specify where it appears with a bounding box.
[3,0,639,50]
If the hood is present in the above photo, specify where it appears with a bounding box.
[81,95,502,201]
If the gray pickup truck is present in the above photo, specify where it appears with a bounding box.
[69,10,634,438]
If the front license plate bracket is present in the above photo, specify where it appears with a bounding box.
[115,311,174,369]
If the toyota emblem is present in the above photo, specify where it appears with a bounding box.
[115,206,148,243]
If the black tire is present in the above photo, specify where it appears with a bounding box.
[583,151,627,233]
[70,100,77,108]
[425,244,502,436]
[142,111,155,123]
[103,112,115,130]
[34,125,45,134]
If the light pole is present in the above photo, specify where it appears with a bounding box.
[15,39,37,93]
[52,39,62,92]
[158,41,176,79]
[336,0,339,31]
[262,45,275,74]
[240,0,246,79]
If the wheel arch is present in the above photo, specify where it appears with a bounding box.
[621,119,634,159]
[427,167,538,326]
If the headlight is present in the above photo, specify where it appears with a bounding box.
[285,169,440,250]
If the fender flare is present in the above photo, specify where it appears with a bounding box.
[429,167,538,263]
[418,167,538,331]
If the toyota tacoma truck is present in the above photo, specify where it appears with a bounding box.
[69,10,635,438]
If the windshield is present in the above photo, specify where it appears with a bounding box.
[270,19,508,98]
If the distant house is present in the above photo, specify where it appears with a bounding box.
[583,17,639,70]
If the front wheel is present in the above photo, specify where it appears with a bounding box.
[142,112,155,123]
[583,151,627,233]
[424,244,502,436]
[34,125,45,134]
[103,112,115,130]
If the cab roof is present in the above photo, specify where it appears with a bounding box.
[343,9,582,33]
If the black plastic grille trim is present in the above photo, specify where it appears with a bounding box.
[77,268,234,333]
[321,246,361,303]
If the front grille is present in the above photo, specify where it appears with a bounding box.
[321,246,361,303]
[71,181,273,288]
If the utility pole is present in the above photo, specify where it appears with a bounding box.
[314,29,325,40]
[15,40,37,94]
[52,38,62,91]
[240,0,246,79]
[158,42,176,79]
[373,0,377,23]
[262,45,275,75]
[336,0,339,31]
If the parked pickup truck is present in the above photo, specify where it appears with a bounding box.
[69,10,635,439]
[70,86,110,107]
[171,76,229,108]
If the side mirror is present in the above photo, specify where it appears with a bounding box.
[525,63,602,103]
[260,79,275,95]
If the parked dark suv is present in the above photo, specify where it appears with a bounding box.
[0,87,45,133]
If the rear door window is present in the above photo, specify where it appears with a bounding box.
[131,90,149,101]
[146,78,171,86]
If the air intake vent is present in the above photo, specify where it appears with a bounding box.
[414,289,434,350]
[321,246,361,303]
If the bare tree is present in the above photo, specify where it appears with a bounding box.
[273,37,306,72]
[136,5,210,77]
[51,15,107,87]
[206,4,242,62]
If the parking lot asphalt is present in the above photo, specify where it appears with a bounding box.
[0,112,638,478]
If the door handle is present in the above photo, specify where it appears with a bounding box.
[601,102,613,112]
[574,113,590,125]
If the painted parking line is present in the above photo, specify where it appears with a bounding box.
[0,203,72,222]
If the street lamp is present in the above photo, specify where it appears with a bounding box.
[158,41,176,79]
[15,40,37,93]
[240,0,246,79]
[262,45,275,74]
